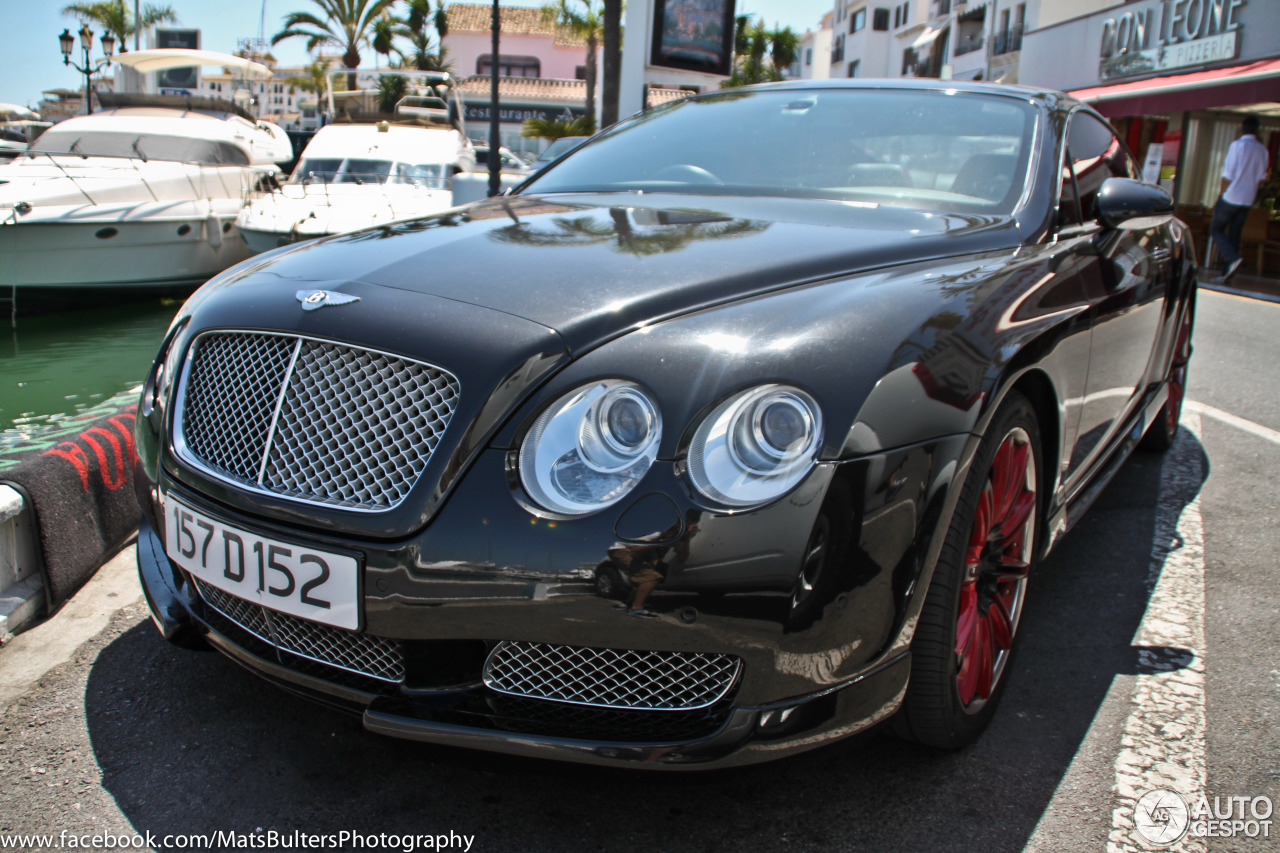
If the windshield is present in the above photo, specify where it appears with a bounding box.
[393,162,448,188]
[525,89,1038,215]
[27,130,250,165]
[337,158,392,183]
[292,157,448,188]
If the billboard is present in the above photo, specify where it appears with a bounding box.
[650,0,736,76]
[155,28,201,91]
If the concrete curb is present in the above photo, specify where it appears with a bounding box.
[0,484,44,639]
[0,544,141,712]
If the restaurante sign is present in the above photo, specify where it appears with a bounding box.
[1099,0,1246,80]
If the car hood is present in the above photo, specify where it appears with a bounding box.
[223,192,1023,353]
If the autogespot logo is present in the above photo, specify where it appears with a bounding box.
[1134,788,1275,846]
[1134,789,1191,846]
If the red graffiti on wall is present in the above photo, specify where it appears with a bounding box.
[41,414,138,493]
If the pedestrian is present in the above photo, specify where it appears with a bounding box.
[1209,115,1270,282]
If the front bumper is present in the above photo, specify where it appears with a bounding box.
[136,416,967,768]
[136,491,916,769]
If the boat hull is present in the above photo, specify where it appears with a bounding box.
[0,211,252,289]
[236,184,457,255]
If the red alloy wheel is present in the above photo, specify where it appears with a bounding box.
[1165,309,1193,436]
[955,427,1037,707]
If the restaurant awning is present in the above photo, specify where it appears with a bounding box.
[1070,57,1280,117]
[911,27,942,50]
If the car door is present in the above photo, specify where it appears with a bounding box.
[1062,110,1171,486]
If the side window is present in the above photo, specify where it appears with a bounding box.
[1066,112,1140,221]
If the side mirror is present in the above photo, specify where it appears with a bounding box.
[1096,177,1174,230]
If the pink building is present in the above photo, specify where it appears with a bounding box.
[445,4,595,84]
[443,4,597,155]
[445,4,692,154]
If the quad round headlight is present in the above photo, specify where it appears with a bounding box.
[519,380,662,515]
[687,385,823,508]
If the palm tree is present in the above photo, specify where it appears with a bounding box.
[542,0,602,133]
[725,16,796,86]
[285,59,333,96]
[272,0,401,89]
[376,74,409,112]
[406,0,448,39]
[398,0,450,74]
[395,35,453,74]
[769,26,800,76]
[62,0,178,51]
[371,13,403,68]
[521,115,593,141]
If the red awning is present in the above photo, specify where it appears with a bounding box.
[1070,57,1280,117]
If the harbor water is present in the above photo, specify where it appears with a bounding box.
[0,298,179,452]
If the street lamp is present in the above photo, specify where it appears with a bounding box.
[59,24,116,115]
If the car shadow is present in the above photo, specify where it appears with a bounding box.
[83,431,1209,852]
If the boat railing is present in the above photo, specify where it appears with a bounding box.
[2,152,278,210]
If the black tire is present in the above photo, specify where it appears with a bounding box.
[1141,297,1195,452]
[594,564,626,600]
[894,391,1042,749]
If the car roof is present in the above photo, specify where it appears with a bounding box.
[701,78,1079,112]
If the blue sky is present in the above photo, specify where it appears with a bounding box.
[5,0,833,109]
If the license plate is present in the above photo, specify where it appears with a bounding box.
[163,496,360,630]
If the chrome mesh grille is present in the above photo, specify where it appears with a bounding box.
[177,331,460,511]
[192,577,404,683]
[181,334,297,485]
[483,641,741,710]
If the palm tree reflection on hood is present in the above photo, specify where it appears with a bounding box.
[490,208,768,257]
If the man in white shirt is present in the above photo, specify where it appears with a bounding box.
[1209,115,1270,281]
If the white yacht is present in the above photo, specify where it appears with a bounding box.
[236,71,476,253]
[0,49,291,298]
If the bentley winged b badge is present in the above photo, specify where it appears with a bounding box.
[296,290,360,311]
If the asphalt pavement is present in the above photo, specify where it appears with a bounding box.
[0,289,1276,853]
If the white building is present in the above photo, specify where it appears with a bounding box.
[198,57,328,132]
[828,1,928,79]
[793,13,834,79]
[818,0,1112,84]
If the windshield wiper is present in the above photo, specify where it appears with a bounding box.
[69,138,86,159]
[132,138,148,162]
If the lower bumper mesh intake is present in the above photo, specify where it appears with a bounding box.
[192,577,404,684]
[483,640,742,710]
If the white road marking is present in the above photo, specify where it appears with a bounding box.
[1185,399,1280,446]
[1108,412,1207,851]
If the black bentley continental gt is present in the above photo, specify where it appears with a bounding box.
[135,80,1196,768]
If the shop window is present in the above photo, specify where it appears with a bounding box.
[873,8,890,30]
[476,55,541,78]
[1067,111,1140,222]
